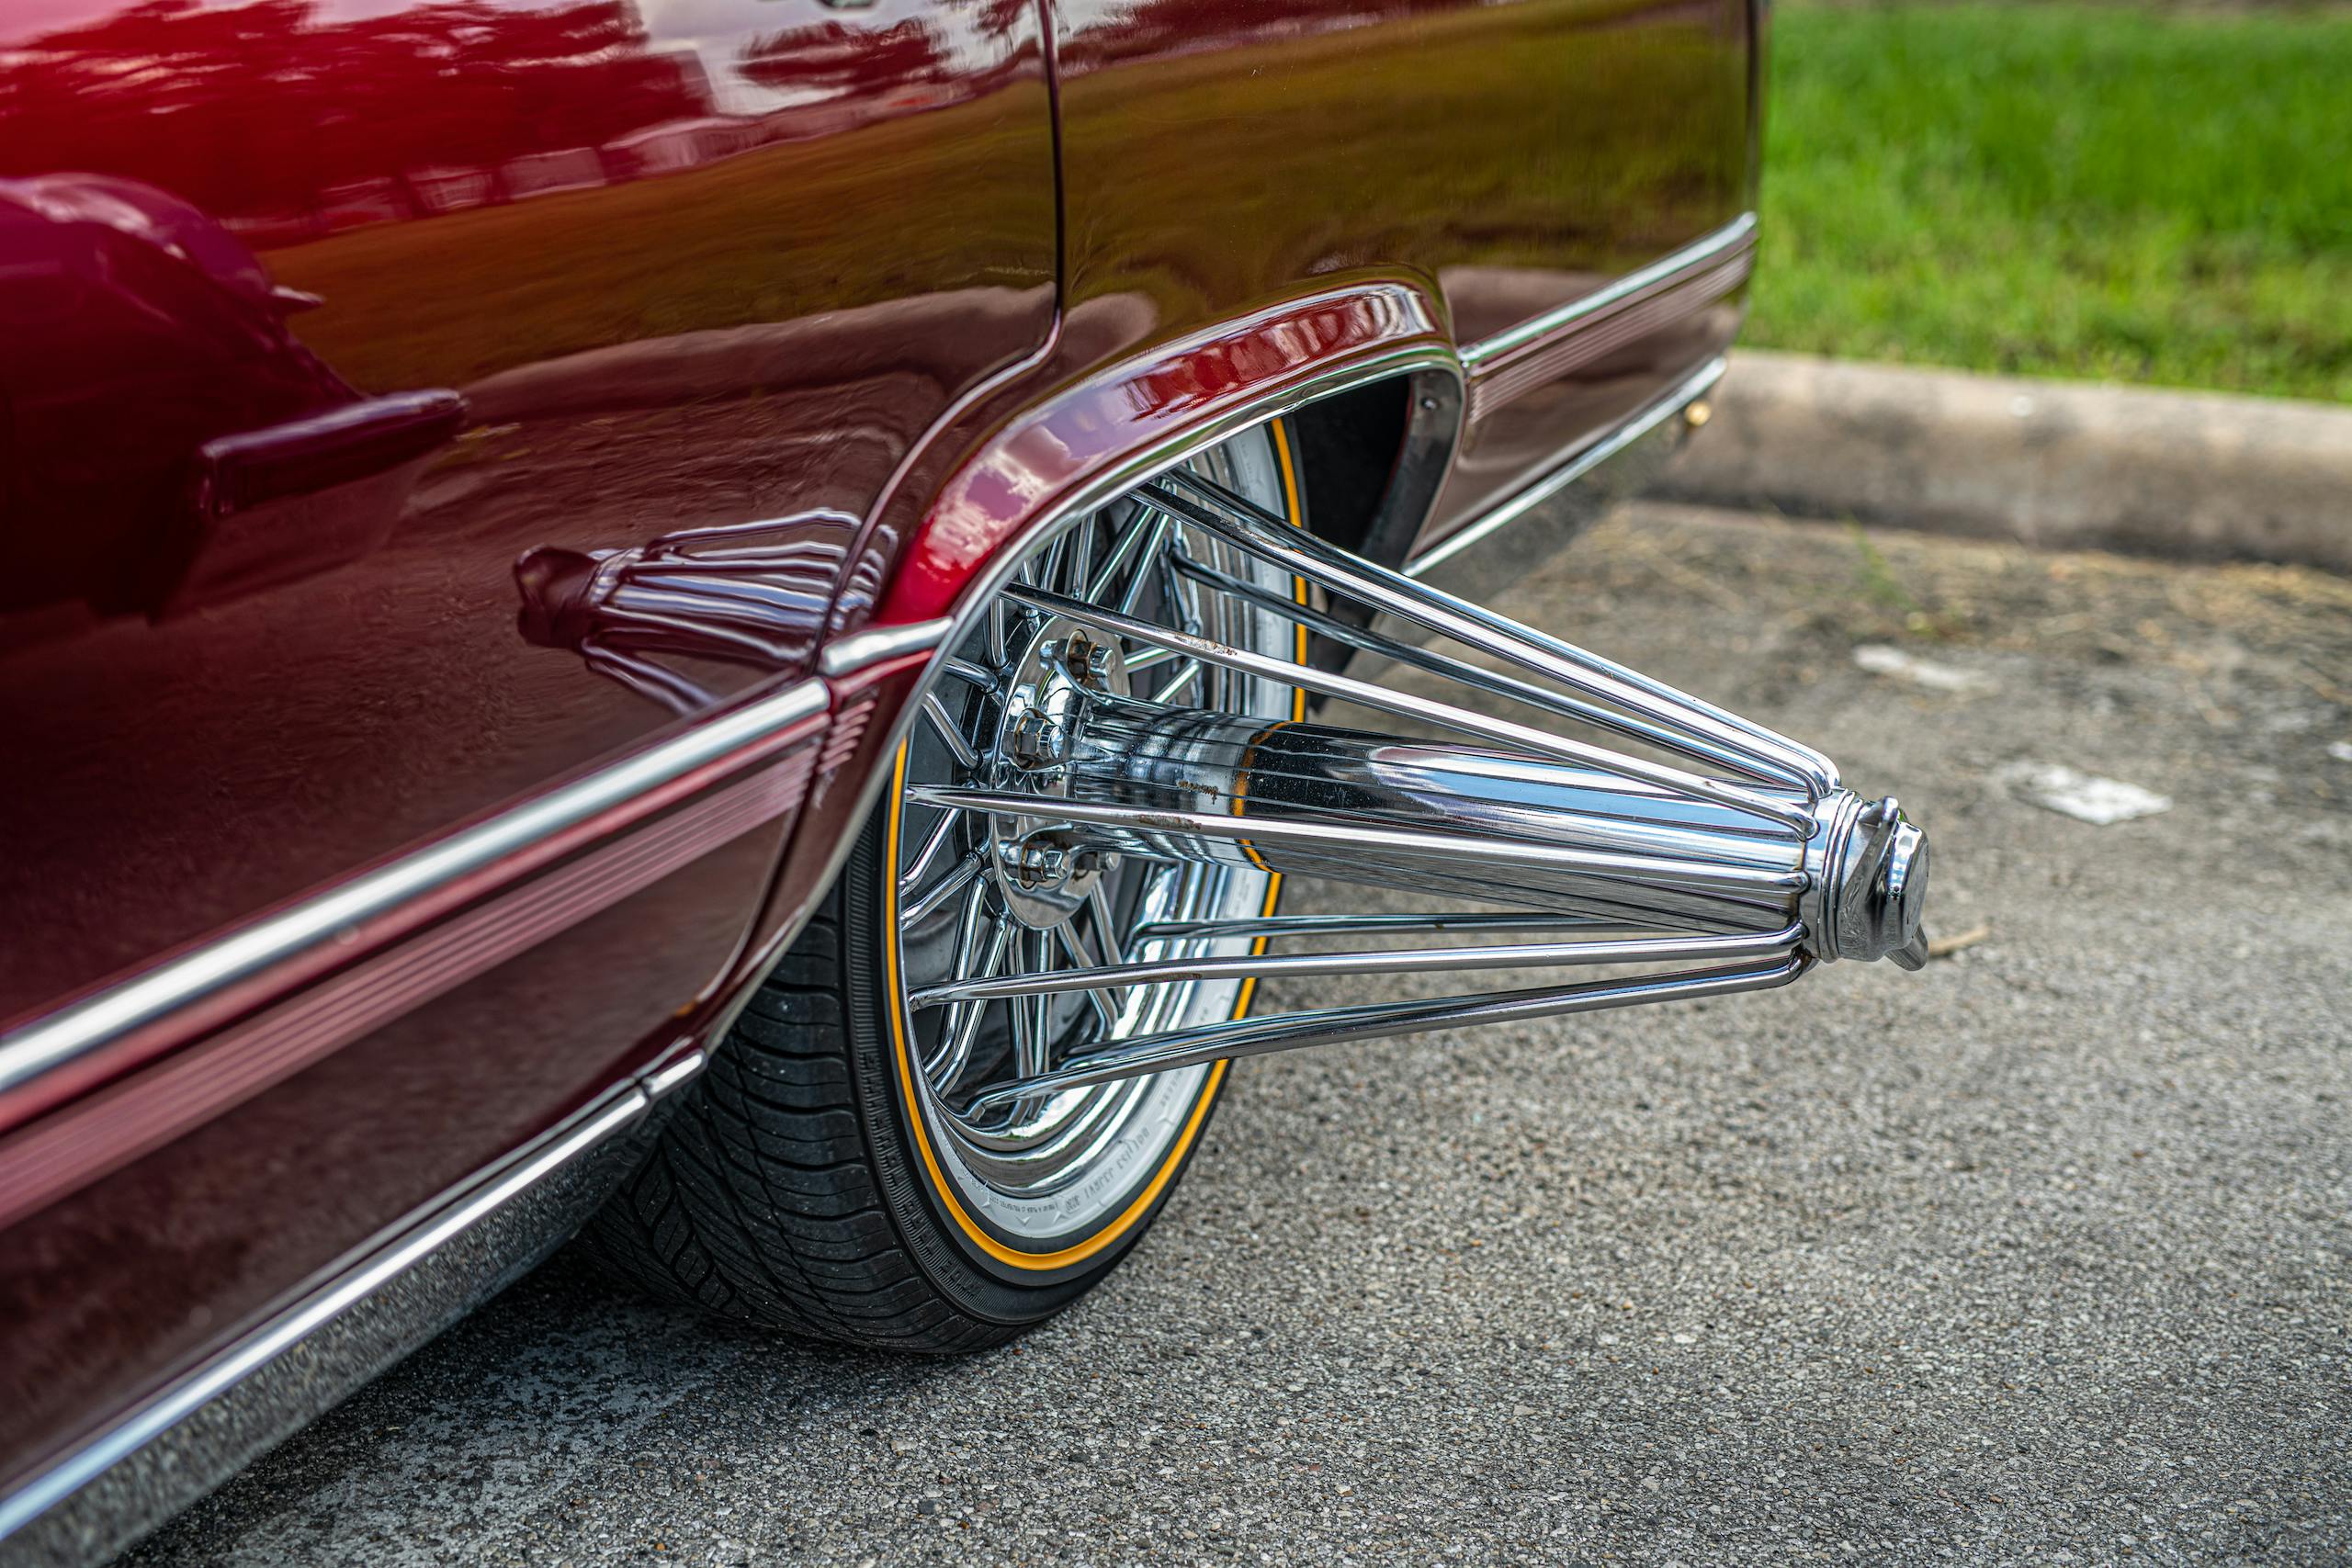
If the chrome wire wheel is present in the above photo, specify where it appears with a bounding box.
[880,425,1306,1267]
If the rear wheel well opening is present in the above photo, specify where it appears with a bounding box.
[1282,365,1462,669]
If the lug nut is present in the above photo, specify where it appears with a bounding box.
[1004,708,1058,768]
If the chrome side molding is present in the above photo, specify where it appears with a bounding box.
[0,680,831,1119]
[1459,212,1757,371]
[0,1081,669,1562]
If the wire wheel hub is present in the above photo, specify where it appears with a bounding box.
[904,465,1937,1115]
[988,616,1129,929]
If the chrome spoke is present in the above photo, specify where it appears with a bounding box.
[998,580,1811,834]
[1148,472,1838,796]
[920,693,978,771]
[1131,912,1643,943]
[1112,512,1174,616]
[941,657,999,692]
[897,807,962,895]
[967,957,1810,1111]
[1090,504,1160,604]
[919,877,994,1079]
[1085,882,1125,966]
[914,924,1804,1009]
[905,786,1807,897]
[932,903,1012,1090]
[903,847,984,923]
[1158,542,1203,637]
[1153,658,1204,705]
[1007,929,1046,1077]
[1069,512,1098,598]
[1052,919,1121,1028]
[1123,644,1187,673]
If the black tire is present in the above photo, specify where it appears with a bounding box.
[580,813,1208,1351]
[585,423,1306,1349]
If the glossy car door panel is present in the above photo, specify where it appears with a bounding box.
[0,0,1055,1496]
[1050,0,1758,543]
[0,0,1056,1016]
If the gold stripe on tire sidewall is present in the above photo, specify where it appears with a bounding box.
[881,418,1309,1271]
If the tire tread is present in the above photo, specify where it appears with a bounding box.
[582,887,1018,1354]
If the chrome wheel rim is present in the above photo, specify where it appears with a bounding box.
[885,430,1303,1249]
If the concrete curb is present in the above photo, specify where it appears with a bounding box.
[1654,350,2351,572]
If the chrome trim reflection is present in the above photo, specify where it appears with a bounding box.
[1458,212,1758,368]
[1408,355,1725,581]
[0,679,830,1108]
[0,1085,653,1554]
[820,616,955,678]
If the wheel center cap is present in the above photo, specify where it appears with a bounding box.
[988,615,1128,929]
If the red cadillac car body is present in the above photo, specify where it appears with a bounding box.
[0,0,1810,1558]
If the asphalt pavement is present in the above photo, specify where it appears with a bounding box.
[126,502,2352,1567]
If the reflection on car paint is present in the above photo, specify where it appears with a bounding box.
[0,0,1056,1500]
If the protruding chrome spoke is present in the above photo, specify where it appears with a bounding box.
[998,581,1811,834]
[1130,912,1644,943]
[1166,547,1805,792]
[912,924,1804,1009]
[906,785,1808,897]
[1146,472,1838,797]
[964,957,1810,1111]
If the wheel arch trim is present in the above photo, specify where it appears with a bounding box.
[871,281,1466,626]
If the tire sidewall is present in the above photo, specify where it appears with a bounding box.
[838,811,1224,1315]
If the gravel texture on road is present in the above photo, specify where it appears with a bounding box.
[124,503,2352,1567]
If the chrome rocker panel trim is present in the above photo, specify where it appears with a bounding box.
[0,664,899,1561]
[0,1080,677,1565]
[0,681,832,1111]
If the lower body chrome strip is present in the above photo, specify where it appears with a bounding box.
[0,1076,677,1558]
[1405,355,1726,586]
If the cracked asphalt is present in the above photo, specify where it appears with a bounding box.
[125,503,2352,1567]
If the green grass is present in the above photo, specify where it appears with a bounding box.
[1750,3,2352,400]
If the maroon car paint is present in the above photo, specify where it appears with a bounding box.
[0,0,1758,1525]
[0,0,1055,1502]
[1046,0,1757,536]
[875,286,1446,625]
